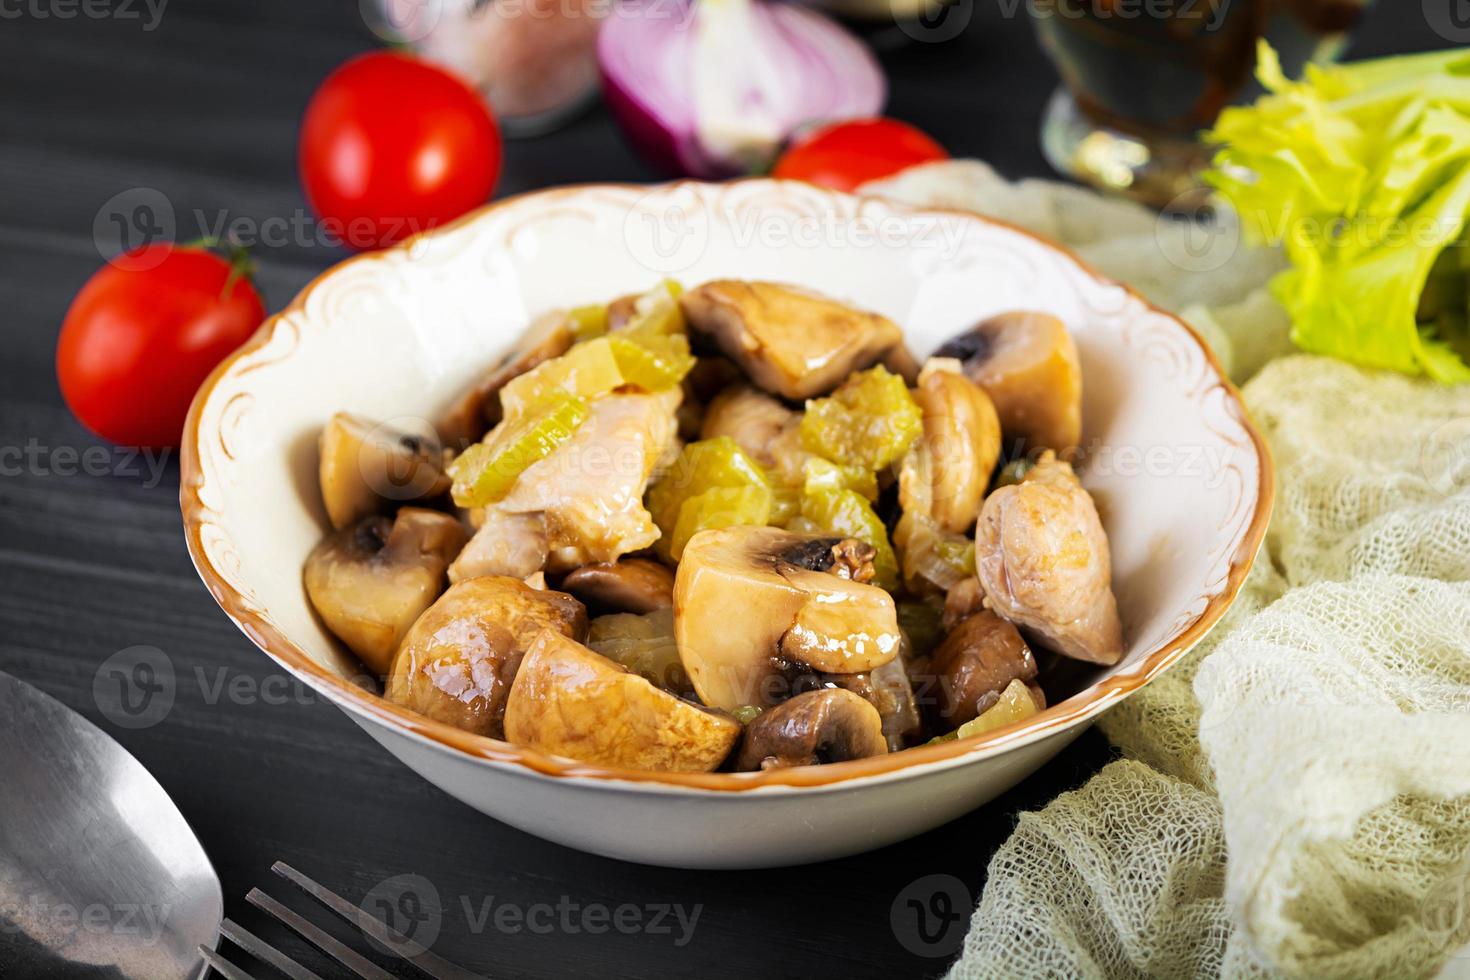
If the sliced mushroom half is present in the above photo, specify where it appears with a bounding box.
[898,359,1001,534]
[318,413,452,530]
[974,451,1123,665]
[385,576,587,738]
[734,689,888,770]
[561,559,676,615]
[504,629,740,772]
[303,508,468,676]
[673,526,901,712]
[826,655,923,751]
[934,311,1082,455]
[679,281,902,400]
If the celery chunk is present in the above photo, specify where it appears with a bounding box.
[798,488,900,591]
[668,485,774,560]
[449,395,589,506]
[647,437,774,558]
[799,365,921,471]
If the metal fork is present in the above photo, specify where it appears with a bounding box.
[197,862,486,980]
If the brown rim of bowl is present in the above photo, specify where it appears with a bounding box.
[180,178,1275,794]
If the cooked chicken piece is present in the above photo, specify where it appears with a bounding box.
[974,452,1123,665]
[697,385,815,487]
[680,281,902,400]
[476,389,680,574]
[449,511,549,583]
[699,385,796,469]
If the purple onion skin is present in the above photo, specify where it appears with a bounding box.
[598,62,689,178]
[599,63,745,179]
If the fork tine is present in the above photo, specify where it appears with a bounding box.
[198,944,262,980]
[220,918,326,980]
[247,888,399,980]
[271,862,488,980]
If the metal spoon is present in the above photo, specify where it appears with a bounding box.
[0,671,220,979]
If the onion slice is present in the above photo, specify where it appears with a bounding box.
[598,0,886,178]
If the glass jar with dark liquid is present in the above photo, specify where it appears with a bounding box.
[1031,0,1367,208]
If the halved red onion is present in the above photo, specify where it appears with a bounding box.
[598,0,886,178]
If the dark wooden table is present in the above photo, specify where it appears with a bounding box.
[0,3,1438,977]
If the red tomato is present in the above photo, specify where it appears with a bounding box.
[56,244,265,450]
[299,51,501,251]
[772,118,949,194]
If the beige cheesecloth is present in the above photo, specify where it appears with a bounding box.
[862,162,1470,980]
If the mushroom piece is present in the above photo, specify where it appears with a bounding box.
[561,559,675,615]
[933,678,1045,743]
[318,413,452,530]
[934,311,1083,455]
[679,281,902,400]
[437,310,575,447]
[673,526,901,712]
[898,359,1002,534]
[881,342,923,386]
[385,576,587,738]
[504,629,740,772]
[825,655,923,751]
[303,508,469,676]
[927,610,1038,730]
[699,384,797,469]
[734,689,888,770]
[974,452,1123,665]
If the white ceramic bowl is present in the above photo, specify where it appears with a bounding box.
[181,180,1271,869]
